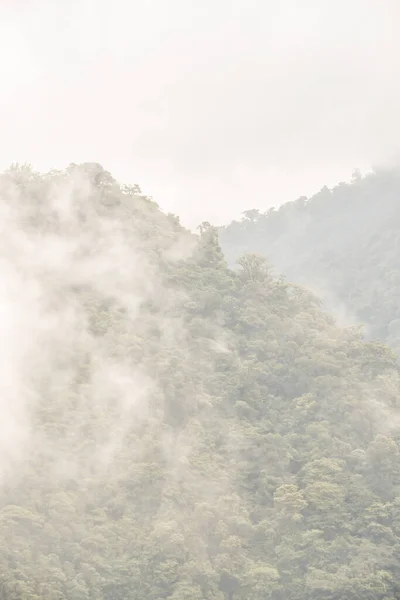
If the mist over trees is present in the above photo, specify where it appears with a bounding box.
[1,164,400,599]
[220,168,400,355]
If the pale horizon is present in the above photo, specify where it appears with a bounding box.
[2,0,400,227]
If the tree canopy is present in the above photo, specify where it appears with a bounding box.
[0,164,400,599]
[220,168,400,355]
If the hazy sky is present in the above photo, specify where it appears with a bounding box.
[1,0,400,227]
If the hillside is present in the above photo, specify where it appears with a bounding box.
[1,164,400,599]
[219,168,400,354]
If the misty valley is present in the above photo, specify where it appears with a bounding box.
[1,162,400,600]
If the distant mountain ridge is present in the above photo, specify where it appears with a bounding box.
[219,168,400,353]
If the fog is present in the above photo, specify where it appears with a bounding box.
[0,163,399,598]
[2,3,400,598]
[2,0,400,227]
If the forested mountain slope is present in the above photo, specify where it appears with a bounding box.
[219,168,400,354]
[1,164,400,599]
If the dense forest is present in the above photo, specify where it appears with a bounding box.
[1,163,400,599]
[219,168,400,355]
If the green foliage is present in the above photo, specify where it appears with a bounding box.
[219,168,400,356]
[0,165,400,599]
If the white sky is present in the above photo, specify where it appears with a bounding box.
[1,0,400,227]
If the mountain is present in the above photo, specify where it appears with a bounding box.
[1,163,400,599]
[219,168,400,354]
